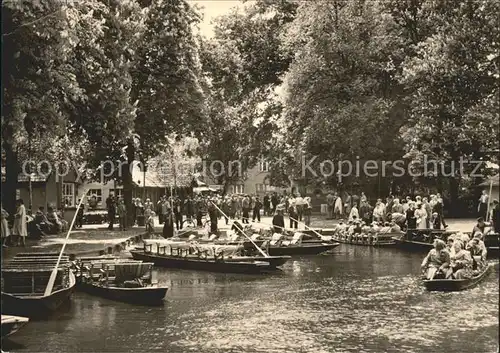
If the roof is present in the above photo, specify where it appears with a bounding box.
[479,174,499,187]
[1,167,49,183]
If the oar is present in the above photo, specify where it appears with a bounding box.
[44,189,88,296]
[289,217,323,239]
[209,201,269,258]
[486,178,493,222]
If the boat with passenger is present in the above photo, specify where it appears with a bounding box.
[323,220,401,247]
[420,237,494,291]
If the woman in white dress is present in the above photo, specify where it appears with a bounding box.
[1,204,10,247]
[13,199,27,246]
[334,195,343,219]
[415,203,428,229]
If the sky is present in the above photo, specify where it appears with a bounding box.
[189,1,246,37]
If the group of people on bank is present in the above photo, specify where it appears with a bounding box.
[325,192,450,231]
[1,199,69,248]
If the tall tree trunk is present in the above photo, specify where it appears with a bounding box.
[3,142,18,216]
[124,140,135,227]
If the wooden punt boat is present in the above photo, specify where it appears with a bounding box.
[266,242,340,256]
[1,315,29,339]
[331,232,399,247]
[394,230,498,258]
[1,253,76,318]
[76,260,167,305]
[423,263,493,291]
[130,241,290,273]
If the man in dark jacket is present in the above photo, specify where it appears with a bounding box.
[106,194,116,230]
[492,200,500,233]
[252,197,263,222]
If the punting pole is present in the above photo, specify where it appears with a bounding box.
[486,179,493,222]
[290,217,323,239]
[209,201,269,258]
[44,189,88,296]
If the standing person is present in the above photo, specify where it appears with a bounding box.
[359,200,372,225]
[163,207,175,238]
[230,195,238,220]
[157,196,165,224]
[208,201,218,234]
[1,204,10,248]
[344,194,352,218]
[304,197,313,227]
[415,203,428,230]
[272,205,285,233]
[252,196,262,222]
[222,196,231,225]
[326,192,335,220]
[492,200,500,233]
[433,194,448,229]
[422,197,432,228]
[348,203,359,222]
[117,198,127,231]
[13,199,27,247]
[334,193,343,219]
[75,199,85,229]
[386,195,394,219]
[106,194,116,230]
[295,194,304,221]
[173,197,183,230]
[352,193,360,209]
[406,202,417,229]
[373,199,386,223]
[391,199,404,214]
[263,193,270,217]
[288,198,298,229]
[184,196,194,221]
[242,195,251,224]
[161,198,169,227]
[360,192,367,203]
[195,196,204,227]
[271,192,279,215]
[478,190,489,218]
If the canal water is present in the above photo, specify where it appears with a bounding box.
[5,245,499,353]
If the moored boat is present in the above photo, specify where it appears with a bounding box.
[423,263,493,291]
[130,241,290,274]
[1,315,29,339]
[76,260,168,305]
[2,254,76,318]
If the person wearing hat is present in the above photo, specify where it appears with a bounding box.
[304,197,313,227]
[467,233,487,269]
[272,205,285,233]
[471,217,487,235]
[421,239,450,280]
[446,240,473,279]
[492,199,500,233]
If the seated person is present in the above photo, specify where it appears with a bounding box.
[471,217,487,235]
[389,212,406,229]
[390,222,402,233]
[46,207,62,234]
[446,236,456,257]
[421,239,450,280]
[467,233,487,267]
[431,212,441,230]
[445,241,473,279]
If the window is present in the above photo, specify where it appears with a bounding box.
[114,189,123,199]
[255,184,267,193]
[88,189,103,205]
[259,160,269,172]
[62,183,75,207]
[231,185,244,194]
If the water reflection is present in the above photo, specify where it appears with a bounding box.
[7,247,499,353]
